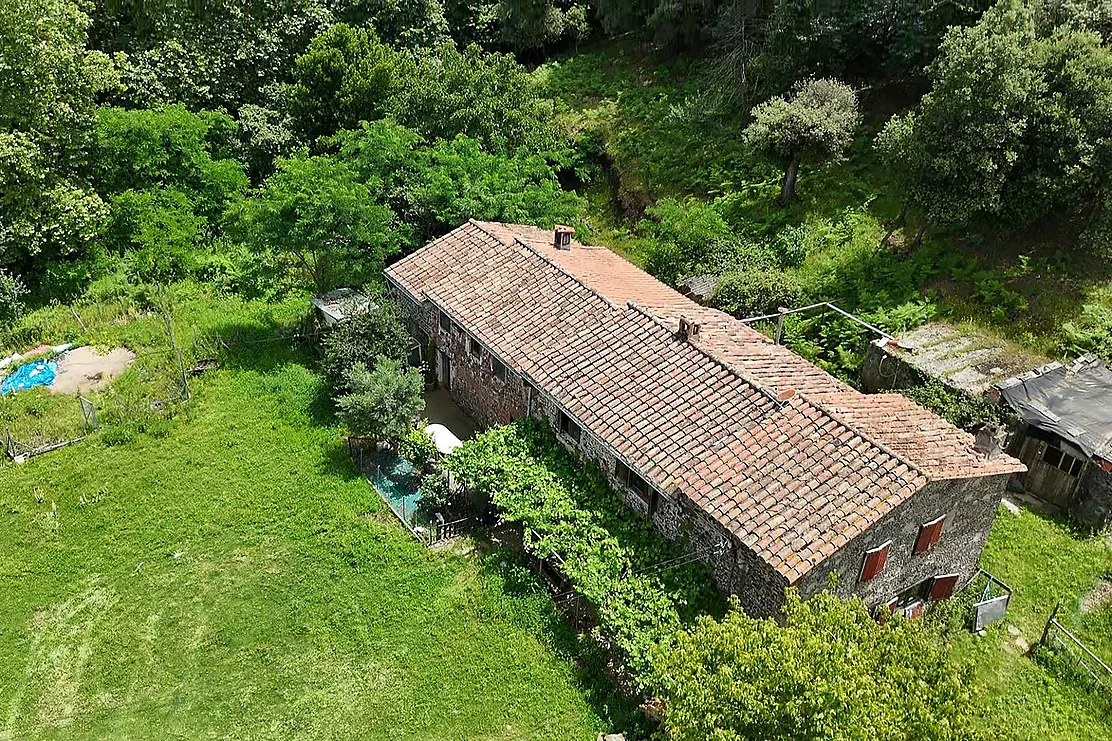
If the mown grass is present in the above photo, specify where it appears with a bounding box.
[957,505,1112,739]
[0,291,632,740]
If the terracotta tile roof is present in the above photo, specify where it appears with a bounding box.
[386,221,1024,582]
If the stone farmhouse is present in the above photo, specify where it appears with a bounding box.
[385,220,1026,618]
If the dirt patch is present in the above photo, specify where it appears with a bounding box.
[1081,578,1112,613]
[50,347,135,395]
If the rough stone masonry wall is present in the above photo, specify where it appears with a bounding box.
[795,473,1011,608]
[1074,465,1112,532]
[388,284,526,429]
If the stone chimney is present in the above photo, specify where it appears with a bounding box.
[974,423,1007,459]
[554,225,574,250]
[676,316,700,341]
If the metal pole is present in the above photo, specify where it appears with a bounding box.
[774,307,788,345]
[1040,602,1061,647]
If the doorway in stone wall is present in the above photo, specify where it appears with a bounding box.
[438,350,451,390]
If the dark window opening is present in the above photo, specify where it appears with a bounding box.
[439,311,451,333]
[615,460,631,484]
[452,322,462,335]
[492,357,508,381]
[628,471,650,501]
[558,411,581,444]
[1043,445,1085,477]
[468,337,482,358]
[860,541,890,582]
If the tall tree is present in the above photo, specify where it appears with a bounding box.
[744,79,860,204]
[878,0,1112,230]
[287,23,398,143]
[239,154,406,293]
[657,590,982,741]
[0,0,115,278]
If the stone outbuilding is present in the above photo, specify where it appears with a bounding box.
[385,220,1026,618]
[994,355,1112,530]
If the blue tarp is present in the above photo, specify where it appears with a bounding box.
[0,360,58,395]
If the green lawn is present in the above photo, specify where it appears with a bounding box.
[0,325,630,739]
[958,505,1112,740]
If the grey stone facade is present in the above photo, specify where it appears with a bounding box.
[795,474,1011,609]
[389,279,1010,617]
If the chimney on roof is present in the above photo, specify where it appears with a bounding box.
[676,316,701,341]
[554,225,574,250]
[974,423,1007,460]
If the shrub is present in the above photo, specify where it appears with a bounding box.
[0,269,28,328]
[903,379,1009,431]
[709,269,803,318]
[397,422,438,470]
[336,357,424,441]
[319,304,413,393]
[1062,301,1112,361]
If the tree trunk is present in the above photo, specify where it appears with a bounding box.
[779,151,801,205]
[882,204,908,246]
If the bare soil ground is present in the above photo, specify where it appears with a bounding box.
[50,347,135,395]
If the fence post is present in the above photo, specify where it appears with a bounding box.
[774,307,788,345]
[1040,602,1061,648]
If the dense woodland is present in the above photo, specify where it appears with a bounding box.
[4,0,1112,376]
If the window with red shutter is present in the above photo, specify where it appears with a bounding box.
[860,541,891,582]
[930,573,960,600]
[914,515,946,555]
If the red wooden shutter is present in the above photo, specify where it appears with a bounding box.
[860,541,891,582]
[930,573,960,600]
[914,515,946,555]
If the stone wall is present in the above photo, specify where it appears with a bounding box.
[1074,465,1112,532]
[795,473,1011,609]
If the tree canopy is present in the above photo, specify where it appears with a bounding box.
[239,154,405,293]
[657,590,982,741]
[336,357,425,441]
[878,0,1112,229]
[744,79,860,203]
[0,0,115,278]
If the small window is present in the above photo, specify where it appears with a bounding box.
[1043,444,1085,477]
[558,410,581,444]
[929,573,960,600]
[615,460,631,484]
[914,515,946,555]
[492,357,507,381]
[628,471,650,501]
[439,311,451,333]
[468,337,482,358]
[860,541,890,582]
[452,322,462,335]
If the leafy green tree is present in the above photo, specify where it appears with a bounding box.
[877,0,1112,229]
[287,23,398,143]
[0,0,115,278]
[92,106,248,221]
[657,589,982,741]
[239,154,406,293]
[336,357,424,441]
[320,304,414,392]
[336,0,451,48]
[335,120,581,241]
[0,269,28,328]
[389,43,563,154]
[107,188,207,283]
[744,79,860,204]
[91,0,332,113]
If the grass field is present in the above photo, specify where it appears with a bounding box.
[956,505,1112,740]
[0,298,631,740]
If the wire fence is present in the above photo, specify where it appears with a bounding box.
[1039,603,1112,693]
